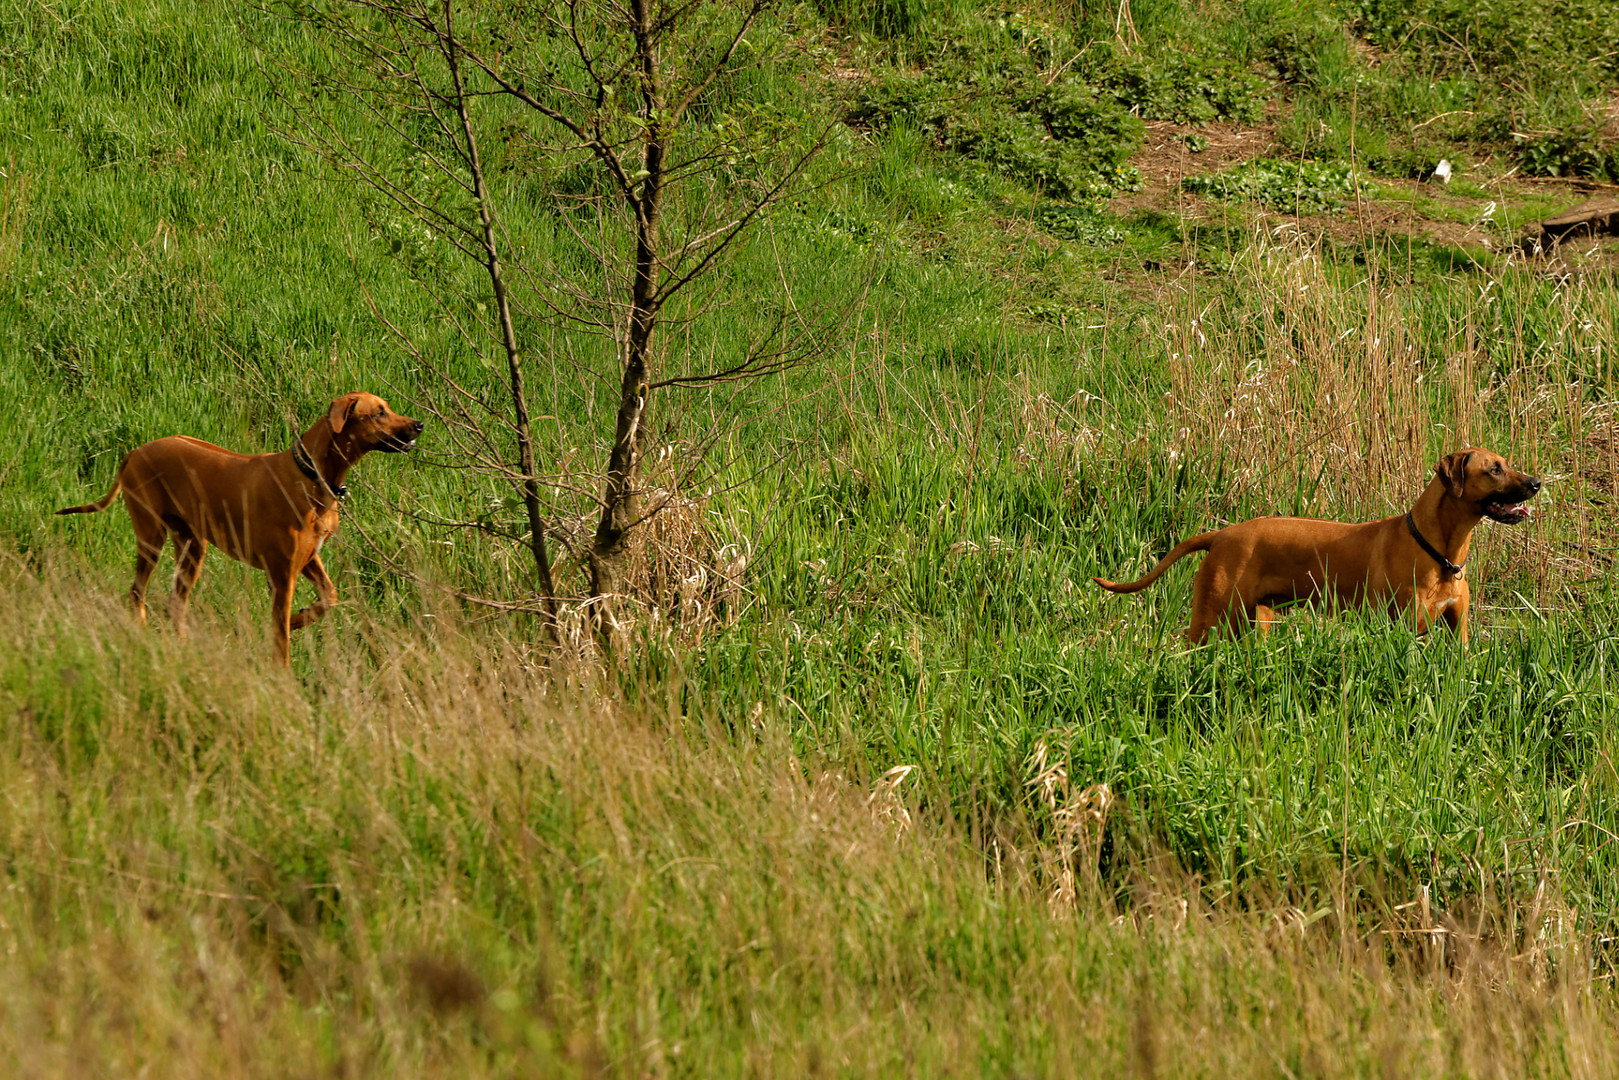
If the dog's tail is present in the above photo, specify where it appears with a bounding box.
[56,476,124,516]
[1093,532,1218,594]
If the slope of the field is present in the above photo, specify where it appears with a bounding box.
[3,0,1619,1073]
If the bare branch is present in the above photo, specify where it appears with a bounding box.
[653,123,831,305]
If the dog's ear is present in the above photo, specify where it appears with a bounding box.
[327,394,359,434]
[1434,450,1472,499]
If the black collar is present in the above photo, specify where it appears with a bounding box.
[292,439,347,502]
[1405,512,1463,579]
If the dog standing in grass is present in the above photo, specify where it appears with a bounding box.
[1094,448,1541,644]
[57,392,423,666]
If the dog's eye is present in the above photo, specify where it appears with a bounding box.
[1493,463,1502,473]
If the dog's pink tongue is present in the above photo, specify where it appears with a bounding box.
[1510,505,1532,520]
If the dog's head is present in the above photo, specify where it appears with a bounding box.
[328,392,424,455]
[1434,448,1541,524]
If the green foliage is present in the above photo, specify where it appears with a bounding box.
[1182,157,1362,213]
[1076,41,1270,125]
[1515,127,1619,181]
[6,567,1619,1074]
[813,0,945,36]
[850,39,1147,200]
[1351,0,1619,82]
[1031,204,1125,244]
[1361,143,1455,180]
[1224,0,1619,189]
[1261,11,1356,92]
[848,8,1269,202]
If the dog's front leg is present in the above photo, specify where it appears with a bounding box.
[1409,587,1469,646]
[291,554,338,631]
[1440,585,1470,646]
[269,570,297,667]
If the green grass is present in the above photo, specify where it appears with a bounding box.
[4,0,1619,1073]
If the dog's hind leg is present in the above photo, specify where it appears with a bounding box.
[1215,599,1258,640]
[1183,558,1238,643]
[126,501,167,627]
[290,554,338,631]
[167,527,208,640]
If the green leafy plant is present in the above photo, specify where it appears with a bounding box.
[1182,158,1362,213]
[1077,43,1271,125]
[1515,129,1618,181]
[1031,205,1126,245]
[1361,145,1457,180]
[1351,0,1619,83]
[851,57,1146,200]
[847,8,1274,199]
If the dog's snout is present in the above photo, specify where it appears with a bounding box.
[1525,475,1542,495]
[411,420,425,435]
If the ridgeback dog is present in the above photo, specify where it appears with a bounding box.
[57,392,423,666]
[1094,448,1541,644]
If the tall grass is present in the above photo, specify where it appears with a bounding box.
[3,562,1619,1077]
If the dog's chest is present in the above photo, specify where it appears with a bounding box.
[310,506,341,545]
[1418,578,1466,612]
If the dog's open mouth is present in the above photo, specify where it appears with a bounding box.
[379,434,419,453]
[1482,495,1534,524]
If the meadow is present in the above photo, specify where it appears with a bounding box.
[3,0,1619,1074]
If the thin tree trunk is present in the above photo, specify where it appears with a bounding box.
[588,0,665,637]
[443,0,559,637]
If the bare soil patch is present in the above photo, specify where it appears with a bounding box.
[1114,120,1619,273]
[1110,119,1278,220]
[1133,119,1281,184]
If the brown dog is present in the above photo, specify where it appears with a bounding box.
[57,392,423,666]
[1094,448,1541,644]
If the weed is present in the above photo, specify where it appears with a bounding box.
[1362,145,1457,181]
[1076,41,1271,125]
[1031,205,1126,245]
[3,566,1618,1075]
[1352,0,1619,83]
[1182,157,1363,213]
[851,52,1146,200]
[1515,127,1619,181]
[813,0,944,36]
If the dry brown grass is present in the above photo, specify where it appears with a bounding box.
[540,446,751,656]
[620,484,749,633]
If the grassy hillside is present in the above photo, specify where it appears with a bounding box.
[3,0,1619,1073]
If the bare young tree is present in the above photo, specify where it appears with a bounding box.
[277,0,839,642]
